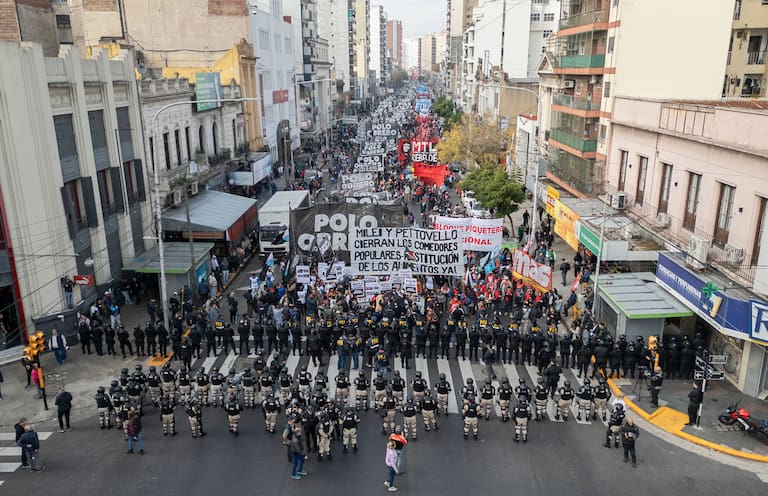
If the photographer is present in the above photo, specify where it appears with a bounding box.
[649,366,663,408]
[621,417,640,467]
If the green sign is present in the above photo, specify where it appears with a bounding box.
[701,282,719,298]
[578,223,601,255]
[195,72,222,112]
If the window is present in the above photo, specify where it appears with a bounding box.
[259,30,270,50]
[285,37,291,54]
[636,156,648,205]
[275,34,281,53]
[198,125,205,153]
[530,13,541,22]
[56,15,71,29]
[184,127,191,160]
[263,71,272,89]
[543,13,555,22]
[123,161,136,200]
[714,183,736,246]
[543,30,553,38]
[603,81,611,98]
[97,169,113,213]
[618,150,628,191]
[149,137,155,171]
[174,129,182,165]
[683,173,701,231]
[599,124,607,140]
[541,46,546,53]
[658,162,673,214]
[608,36,615,53]
[753,196,767,264]
[163,132,171,170]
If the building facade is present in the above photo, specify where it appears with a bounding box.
[386,19,402,68]
[542,0,732,197]
[354,0,370,105]
[0,42,151,347]
[726,0,768,98]
[249,0,300,165]
[370,4,388,89]
[606,96,768,397]
[317,0,357,97]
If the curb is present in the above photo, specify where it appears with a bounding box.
[607,378,768,463]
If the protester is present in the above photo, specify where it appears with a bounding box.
[54,386,73,432]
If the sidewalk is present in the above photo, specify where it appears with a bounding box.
[609,376,768,462]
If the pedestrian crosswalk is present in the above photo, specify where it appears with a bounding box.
[0,430,53,485]
[176,347,613,428]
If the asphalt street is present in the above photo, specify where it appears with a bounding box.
[2,388,765,496]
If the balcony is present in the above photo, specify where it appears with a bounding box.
[747,51,766,65]
[550,128,597,153]
[558,54,605,69]
[553,93,600,111]
[559,7,608,31]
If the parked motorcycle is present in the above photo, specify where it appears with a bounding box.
[718,403,768,441]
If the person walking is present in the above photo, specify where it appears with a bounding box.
[384,440,399,492]
[125,410,144,454]
[290,427,308,480]
[621,416,640,467]
[49,328,68,366]
[54,386,73,432]
[17,424,43,472]
[686,382,703,426]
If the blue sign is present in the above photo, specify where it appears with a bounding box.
[751,301,768,343]
[415,98,431,116]
[656,252,752,336]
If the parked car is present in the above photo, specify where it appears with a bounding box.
[469,202,492,219]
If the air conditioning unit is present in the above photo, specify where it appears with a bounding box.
[189,181,199,196]
[724,244,746,264]
[622,224,637,240]
[656,212,671,228]
[562,79,575,88]
[686,235,711,270]
[606,191,626,209]
[171,190,183,206]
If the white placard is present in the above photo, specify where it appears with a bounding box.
[296,265,311,284]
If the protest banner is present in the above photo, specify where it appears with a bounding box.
[510,249,552,292]
[433,216,504,251]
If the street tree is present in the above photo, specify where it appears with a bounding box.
[460,164,525,228]
[437,114,510,168]
[432,97,462,131]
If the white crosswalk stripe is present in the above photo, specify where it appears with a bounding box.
[458,358,476,407]
[436,359,459,414]
[326,357,339,399]
[0,430,53,484]
[219,351,238,376]
[284,354,301,377]
[546,371,568,422]
[0,463,20,473]
[0,448,21,457]
[306,358,319,379]
[199,355,217,374]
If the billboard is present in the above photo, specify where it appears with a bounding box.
[195,72,222,112]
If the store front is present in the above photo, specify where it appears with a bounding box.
[656,251,768,397]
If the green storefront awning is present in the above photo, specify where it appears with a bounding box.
[597,272,693,319]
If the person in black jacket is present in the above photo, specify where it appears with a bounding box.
[55,386,73,432]
[14,418,28,468]
[17,424,43,471]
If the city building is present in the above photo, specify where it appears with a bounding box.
[419,31,447,73]
[249,0,300,165]
[0,0,60,56]
[0,42,151,346]
[285,0,334,147]
[403,37,419,71]
[386,19,403,68]
[446,0,478,99]
[317,0,357,99]
[370,4,388,90]
[726,0,768,98]
[354,0,370,106]
[605,96,768,397]
[540,0,732,197]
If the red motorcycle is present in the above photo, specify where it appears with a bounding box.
[718,403,768,442]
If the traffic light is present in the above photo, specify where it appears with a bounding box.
[28,331,45,358]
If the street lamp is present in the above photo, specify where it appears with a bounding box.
[150,96,263,334]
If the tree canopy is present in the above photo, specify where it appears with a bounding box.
[432,97,462,131]
[460,164,525,227]
[437,114,510,168]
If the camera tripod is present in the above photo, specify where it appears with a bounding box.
[630,367,650,401]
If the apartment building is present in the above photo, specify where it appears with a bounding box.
[317,0,357,98]
[370,4,388,90]
[726,0,768,98]
[386,19,403,68]
[541,0,732,197]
